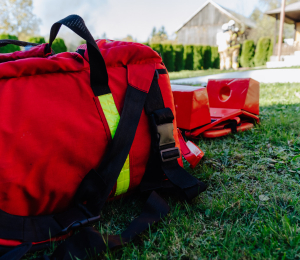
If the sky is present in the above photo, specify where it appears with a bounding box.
[32,0,259,44]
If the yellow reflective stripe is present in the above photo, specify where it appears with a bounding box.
[98,94,120,138]
[98,94,130,196]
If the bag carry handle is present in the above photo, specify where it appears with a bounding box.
[47,14,110,96]
[0,39,40,48]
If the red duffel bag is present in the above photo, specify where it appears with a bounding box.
[0,15,207,259]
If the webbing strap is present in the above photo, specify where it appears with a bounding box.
[141,73,207,200]
[0,77,152,246]
[0,192,169,260]
[0,243,32,260]
[98,93,130,196]
[0,206,98,242]
[48,15,110,96]
[0,40,40,48]
[74,84,148,216]
[42,191,169,260]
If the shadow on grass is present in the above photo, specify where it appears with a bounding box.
[24,83,300,259]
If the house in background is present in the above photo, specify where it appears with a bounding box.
[176,0,256,46]
[266,1,300,68]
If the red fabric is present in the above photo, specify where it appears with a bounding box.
[0,40,181,230]
[0,44,49,63]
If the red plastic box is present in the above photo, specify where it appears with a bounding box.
[171,85,211,130]
[207,78,259,115]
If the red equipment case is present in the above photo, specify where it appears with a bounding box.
[172,85,211,130]
[172,78,260,139]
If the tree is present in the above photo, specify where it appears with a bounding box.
[254,37,272,66]
[248,0,299,43]
[259,0,299,10]
[150,26,168,44]
[162,44,175,72]
[173,44,184,71]
[240,40,255,67]
[122,35,135,42]
[0,0,40,40]
[52,38,67,54]
[29,37,46,44]
[184,45,194,70]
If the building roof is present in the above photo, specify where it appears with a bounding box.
[177,0,256,32]
[266,1,300,24]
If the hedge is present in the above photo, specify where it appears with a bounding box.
[29,37,46,44]
[268,40,274,61]
[240,40,255,68]
[211,46,220,69]
[173,44,184,71]
[193,45,203,70]
[146,40,274,72]
[0,34,20,53]
[162,44,175,72]
[184,45,194,70]
[150,43,163,56]
[52,38,67,54]
[254,37,271,66]
[202,45,212,69]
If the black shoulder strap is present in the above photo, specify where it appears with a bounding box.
[0,69,206,259]
[0,243,31,260]
[141,71,207,200]
[46,192,169,260]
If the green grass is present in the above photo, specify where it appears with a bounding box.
[25,83,300,259]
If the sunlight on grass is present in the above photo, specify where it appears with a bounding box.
[25,83,300,260]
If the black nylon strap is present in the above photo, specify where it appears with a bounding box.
[225,119,239,134]
[0,76,151,245]
[141,75,207,200]
[48,15,110,96]
[0,40,40,48]
[0,242,32,260]
[74,85,148,216]
[47,191,169,260]
[0,206,99,242]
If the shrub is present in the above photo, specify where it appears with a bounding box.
[240,40,255,68]
[141,42,150,47]
[254,37,272,66]
[0,34,20,53]
[52,38,67,54]
[211,46,220,69]
[268,39,274,61]
[150,43,163,56]
[28,37,46,44]
[162,44,174,72]
[184,45,194,70]
[193,45,203,70]
[202,45,212,69]
[173,44,184,72]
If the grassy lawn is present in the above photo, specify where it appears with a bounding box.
[26,83,300,259]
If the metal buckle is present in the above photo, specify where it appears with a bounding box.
[61,215,100,234]
[160,147,180,162]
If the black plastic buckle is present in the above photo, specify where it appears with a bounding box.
[160,147,180,162]
[61,215,100,234]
